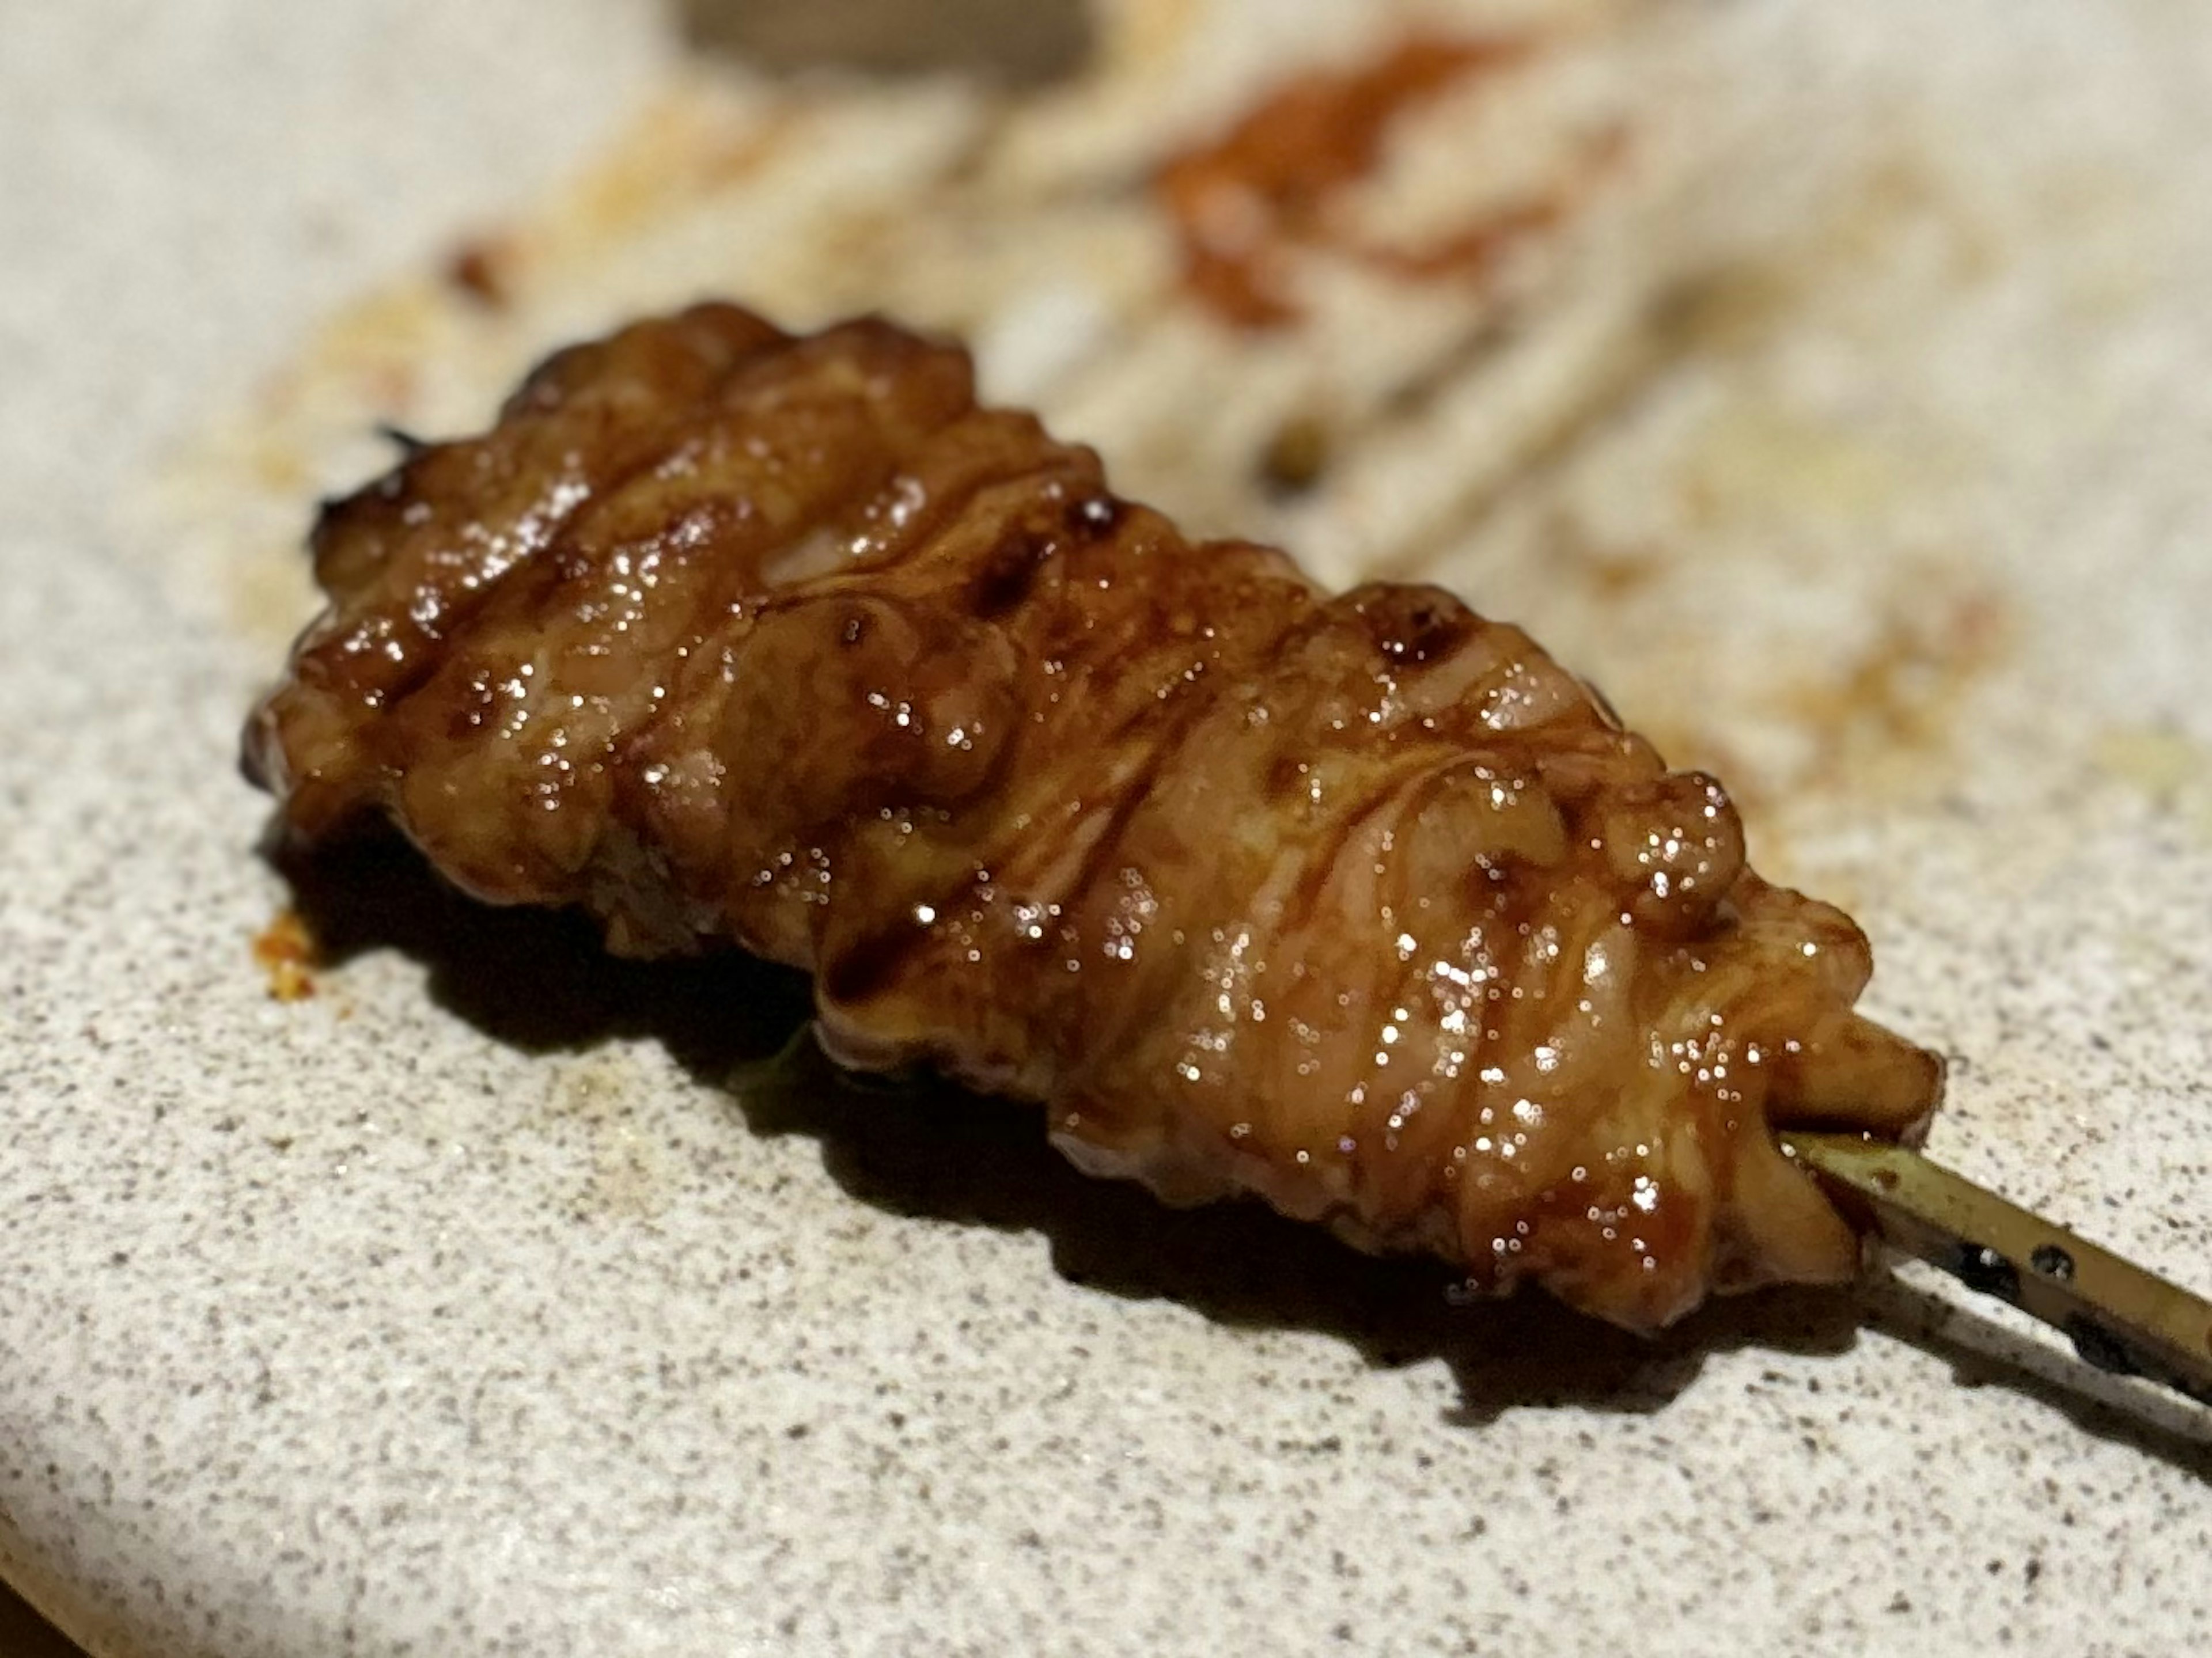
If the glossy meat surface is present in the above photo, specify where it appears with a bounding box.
[246,303,1941,1330]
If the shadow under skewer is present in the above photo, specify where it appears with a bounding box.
[275,832,2212,1474]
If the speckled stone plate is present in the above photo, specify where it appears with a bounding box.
[5,3,2210,1656]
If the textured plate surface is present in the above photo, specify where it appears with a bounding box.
[4,3,2211,1656]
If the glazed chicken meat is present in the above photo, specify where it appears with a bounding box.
[246,303,1941,1331]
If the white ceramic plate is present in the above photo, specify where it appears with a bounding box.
[5,4,2210,1655]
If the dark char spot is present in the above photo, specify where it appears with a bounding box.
[1369,593,1471,667]
[820,922,925,1006]
[969,529,1053,618]
[1264,753,1308,800]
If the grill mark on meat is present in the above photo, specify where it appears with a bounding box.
[308,395,718,724]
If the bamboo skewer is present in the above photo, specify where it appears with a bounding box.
[1784,1132,2212,1410]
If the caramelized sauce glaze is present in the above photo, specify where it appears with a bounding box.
[247,303,1941,1330]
